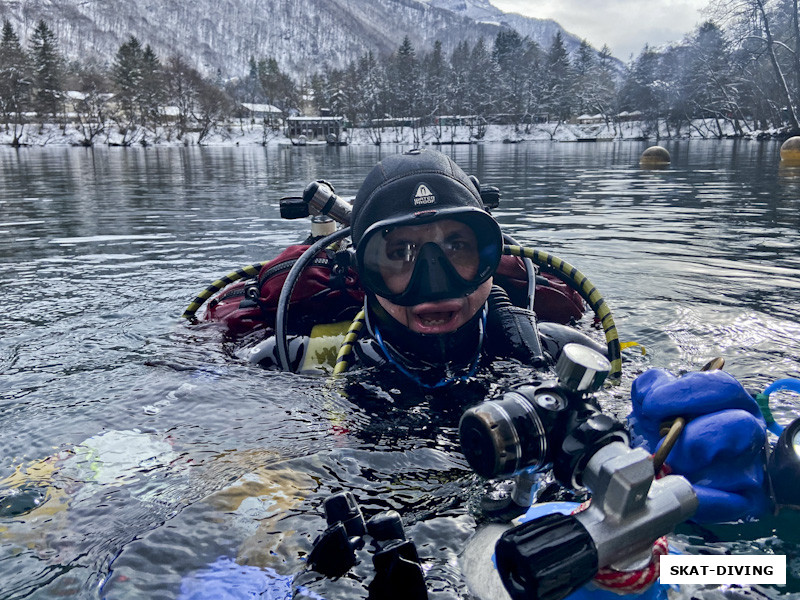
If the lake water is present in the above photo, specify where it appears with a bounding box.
[1,141,800,599]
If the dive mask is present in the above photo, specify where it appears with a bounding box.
[357,209,502,306]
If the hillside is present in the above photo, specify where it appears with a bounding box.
[0,0,589,79]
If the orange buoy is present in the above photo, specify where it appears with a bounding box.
[780,136,800,165]
[639,145,671,167]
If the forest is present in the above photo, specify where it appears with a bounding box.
[0,0,798,146]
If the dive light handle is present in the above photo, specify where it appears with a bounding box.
[495,443,698,600]
[479,184,500,210]
[573,443,696,567]
[279,181,353,225]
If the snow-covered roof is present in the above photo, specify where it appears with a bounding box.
[241,103,282,113]
[287,116,343,121]
[65,91,114,102]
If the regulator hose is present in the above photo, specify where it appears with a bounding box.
[182,262,269,322]
[504,245,622,380]
[275,227,353,372]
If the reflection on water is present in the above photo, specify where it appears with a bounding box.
[1,141,799,599]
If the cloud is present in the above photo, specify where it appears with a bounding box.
[491,0,707,60]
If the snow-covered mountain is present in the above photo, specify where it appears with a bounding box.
[426,0,583,52]
[0,0,587,79]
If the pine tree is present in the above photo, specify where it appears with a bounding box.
[112,36,144,123]
[246,56,261,102]
[0,19,31,142]
[257,57,297,111]
[573,40,617,121]
[449,40,472,116]
[618,45,663,133]
[467,38,496,120]
[592,44,619,128]
[357,50,388,123]
[543,32,574,121]
[493,30,526,116]
[391,36,418,118]
[520,40,545,126]
[29,20,63,123]
[139,44,164,129]
[421,40,449,118]
[309,72,326,114]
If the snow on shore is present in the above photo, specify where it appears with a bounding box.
[0,118,777,148]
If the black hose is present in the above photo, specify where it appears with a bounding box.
[276,227,352,371]
[502,233,536,311]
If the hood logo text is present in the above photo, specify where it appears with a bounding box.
[413,183,436,205]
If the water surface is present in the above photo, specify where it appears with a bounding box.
[1,141,799,599]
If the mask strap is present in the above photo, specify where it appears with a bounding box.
[372,308,486,388]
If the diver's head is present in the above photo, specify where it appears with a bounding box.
[352,149,502,335]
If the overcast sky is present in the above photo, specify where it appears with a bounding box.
[490,0,710,61]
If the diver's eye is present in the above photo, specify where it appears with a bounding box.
[446,240,468,253]
[443,237,477,258]
[386,242,418,263]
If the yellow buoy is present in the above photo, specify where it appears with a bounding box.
[780,136,800,165]
[640,145,671,167]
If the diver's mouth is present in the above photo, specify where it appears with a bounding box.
[417,311,455,327]
[411,300,464,333]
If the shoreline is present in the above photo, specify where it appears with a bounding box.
[0,120,789,148]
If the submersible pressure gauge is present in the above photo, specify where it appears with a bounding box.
[555,343,611,394]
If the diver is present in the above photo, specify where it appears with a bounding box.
[241,148,605,387]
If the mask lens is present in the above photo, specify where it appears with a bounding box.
[361,217,491,299]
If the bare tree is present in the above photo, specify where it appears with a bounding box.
[164,55,199,140]
[707,0,799,131]
[72,63,112,146]
[193,79,232,144]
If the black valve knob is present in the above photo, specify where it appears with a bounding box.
[495,512,598,600]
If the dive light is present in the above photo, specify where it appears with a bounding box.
[279,180,353,225]
[459,343,627,487]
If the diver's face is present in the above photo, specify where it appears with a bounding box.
[376,278,493,335]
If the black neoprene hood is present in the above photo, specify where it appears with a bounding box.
[350,148,490,246]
